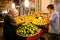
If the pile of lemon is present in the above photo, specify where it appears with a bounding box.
[16,23,42,37]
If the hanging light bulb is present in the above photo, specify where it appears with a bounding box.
[11,3,15,8]
[24,0,29,7]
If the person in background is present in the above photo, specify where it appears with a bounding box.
[41,4,59,40]
[0,9,2,20]
[4,9,19,40]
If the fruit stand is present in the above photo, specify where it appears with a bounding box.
[14,13,49,40]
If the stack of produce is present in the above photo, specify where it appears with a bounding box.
[14,13,47,25]
[14,18,23,24]
[16,23,42,37]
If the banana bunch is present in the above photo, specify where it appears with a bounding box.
[32,17,47,25]
[14,18,23,24]
[25,16,35,23]
[14,14,47,25]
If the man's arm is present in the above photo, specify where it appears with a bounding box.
[46,13,57,30]
[4,15,18,29]
[48,13,57,24]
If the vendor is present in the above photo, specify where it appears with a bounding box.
[41,4,59,40]
[47,4,59,34]
[42,4,59,40]
[4,9,19,40]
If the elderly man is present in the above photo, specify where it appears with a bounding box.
[4,9,19,40]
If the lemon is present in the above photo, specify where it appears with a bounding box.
[30,34,33,36]
[26,34,28,36]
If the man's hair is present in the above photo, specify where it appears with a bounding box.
[47,4,54,10]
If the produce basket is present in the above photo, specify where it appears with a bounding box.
[16,23,42,36]
[16,30,46,40]
[16,22,46,40]
[16,29,41,37]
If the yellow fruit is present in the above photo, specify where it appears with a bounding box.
[31,31,34,34]
[30,34,33,36]
[26,34,28,36]
[14,18,23,24]
[24,31,26,34]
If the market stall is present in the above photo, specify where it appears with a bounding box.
[3,0,52,40]
[13,12,50,40]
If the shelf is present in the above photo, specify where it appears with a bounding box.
[0,21,4,24]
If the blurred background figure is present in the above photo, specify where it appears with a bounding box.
[0,9,2,21]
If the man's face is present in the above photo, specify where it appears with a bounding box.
[13,11,19,17]
[47,8,52,13]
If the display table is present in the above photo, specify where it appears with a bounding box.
[26,30,46,40]
[17,30,46,40]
